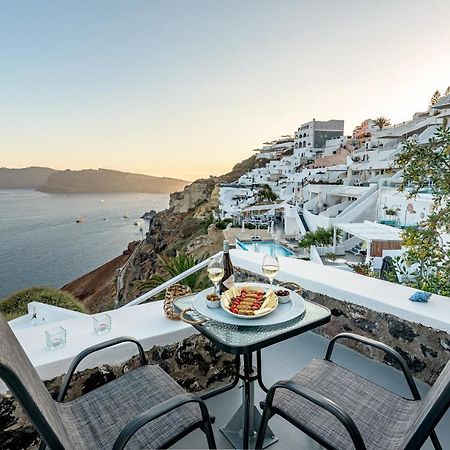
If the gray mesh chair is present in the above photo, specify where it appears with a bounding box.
[0,313,216,449]
[256,333,450,450]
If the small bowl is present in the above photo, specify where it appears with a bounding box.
[275,290,291,304]
[206,294,221,308]
[206,299,221,308]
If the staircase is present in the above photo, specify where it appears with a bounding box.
[349,242,362,255]
[299,211,310,233]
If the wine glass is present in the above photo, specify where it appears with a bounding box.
[207,255,224,296]
[262,254,279,291]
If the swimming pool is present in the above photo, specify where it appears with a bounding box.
[236,240,294,257]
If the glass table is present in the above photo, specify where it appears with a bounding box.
[174,294,331,449]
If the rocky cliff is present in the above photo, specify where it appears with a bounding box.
[65,155,259,308]
[39,168,189,193]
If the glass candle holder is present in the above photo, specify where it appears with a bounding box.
[93,313,111,335]
[45,326,66,350]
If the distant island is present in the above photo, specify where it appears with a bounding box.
[0,167,189,193]
[0,167,57,189]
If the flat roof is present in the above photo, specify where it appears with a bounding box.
[241,202,286,212]
[328,186,370,197]
[334,221,402,242]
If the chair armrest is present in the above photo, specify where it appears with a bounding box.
[267,380,366,450]
[325,332,421,400]
[112,393,211,450]
[57,336,147,402]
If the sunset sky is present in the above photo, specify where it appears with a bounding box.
[1,0,450,181]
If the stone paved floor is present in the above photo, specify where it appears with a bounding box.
[172,331,450,450]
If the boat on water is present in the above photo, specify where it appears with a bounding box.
[76,216,85,224]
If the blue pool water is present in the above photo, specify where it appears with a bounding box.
[236,240,294,257]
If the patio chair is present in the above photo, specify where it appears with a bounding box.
[0,313,216,450]
[256,332,449,450]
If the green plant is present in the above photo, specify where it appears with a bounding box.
[324,252,337,262]
[395,122,450,296]
[374,116,391,130]
[258,184,277,202]
[385,207,398,216]
[139,252,209,294]
[351,262,377,278]
[298,227,341,250]
[215,218,233,230]
[0,286,86,321]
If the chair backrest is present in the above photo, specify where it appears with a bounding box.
[403,359,450,450]
[0,313,73,449]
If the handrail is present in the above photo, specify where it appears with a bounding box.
[122,252,222,307]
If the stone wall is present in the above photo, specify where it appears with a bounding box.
[304,290,450,385]
[0,334,235,450]
[235,268,450,385]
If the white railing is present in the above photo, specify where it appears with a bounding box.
[122,252,222,307]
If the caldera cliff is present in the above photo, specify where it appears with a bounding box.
[63,155,259,311]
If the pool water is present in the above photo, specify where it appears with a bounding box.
[236,240,294,257]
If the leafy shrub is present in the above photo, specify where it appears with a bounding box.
[0,286,86,321]
[139,252,209,294]
[395,123,450,296]
[215,218,233,230]
[351,262,377,278]
[298,227,341,250]
[324,252,337,262]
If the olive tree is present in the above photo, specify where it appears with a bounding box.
[395,122,450,295]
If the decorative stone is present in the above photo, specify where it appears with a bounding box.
[387,319,418,343]
[330,308,346,317]
[440,338,450,351]
[384,347,427,374]
[354,318,378,333]
[421,344,438,358]
[409,291,431,302]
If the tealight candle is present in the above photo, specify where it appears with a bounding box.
[93,313,111,335]
[45,326,66,351]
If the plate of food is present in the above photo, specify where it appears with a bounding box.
[192,283,305,327]
[220,285,278,319]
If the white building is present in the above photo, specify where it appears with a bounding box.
[294,119,345,155]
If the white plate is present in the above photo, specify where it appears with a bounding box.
[193,283,306,327]
[220,285,277,320]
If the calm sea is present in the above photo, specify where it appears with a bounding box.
[0,190,169,298]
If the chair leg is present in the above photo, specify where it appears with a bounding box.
[255,404,272,450]
[430,430,442,450]
[201,420,217,450]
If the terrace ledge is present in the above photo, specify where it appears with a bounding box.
[3,301,195,392]
[230,249,450,333]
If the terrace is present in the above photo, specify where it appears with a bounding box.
[2,250,450,449]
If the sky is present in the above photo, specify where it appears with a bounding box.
[1,0,450,181]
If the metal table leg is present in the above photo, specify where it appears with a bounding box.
[221,353,278,449]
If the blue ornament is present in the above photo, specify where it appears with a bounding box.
[409,291,431,303]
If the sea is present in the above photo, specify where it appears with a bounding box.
[0,190,169,298]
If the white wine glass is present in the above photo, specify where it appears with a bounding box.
[207,255,224,296]
[262,254,279,291]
